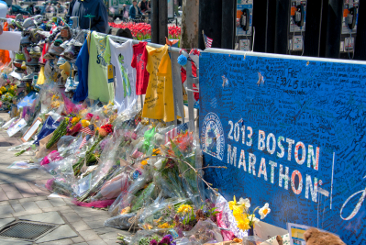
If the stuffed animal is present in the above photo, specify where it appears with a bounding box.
[304,228,346,245]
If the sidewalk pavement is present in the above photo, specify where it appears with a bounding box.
[0,113,129,245]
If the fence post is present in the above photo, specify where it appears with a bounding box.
[186,60,195,132]
[158,0,168,45]
[151,0,159,43]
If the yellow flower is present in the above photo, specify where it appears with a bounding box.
[158,223,170,229]
[237,217,251,231]
[81,120,90,127]
[177,204,193,214]
[232,205,244,217]
[229,196,237,210]
[152,148,161,156]
[71,117,80,124]
[143,224,153,230]
[154,217,163,224]
[234,212,251,231]
[141,159,149,165]
[120,206,131,214]
[26,83,30,87]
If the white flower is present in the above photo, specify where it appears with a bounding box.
[248,214,260,224]
[258,203,271,219]
[238,198,251,209]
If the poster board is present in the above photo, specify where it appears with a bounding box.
[199,50,366,244]
[7,119,27,137]
[21,117,42,142]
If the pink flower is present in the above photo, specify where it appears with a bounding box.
[45,179,55,191]
[85,113,94,120]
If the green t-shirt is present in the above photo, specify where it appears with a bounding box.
[88,32,114,103]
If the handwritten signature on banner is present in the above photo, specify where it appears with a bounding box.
[199,52,366,244]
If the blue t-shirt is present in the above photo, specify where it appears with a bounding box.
[73,39,89,102]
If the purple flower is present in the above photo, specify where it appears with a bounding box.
[149,239,158,245]
[166,234,173,242]
[158,236,171,245]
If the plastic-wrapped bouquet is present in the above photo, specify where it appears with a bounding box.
[229,196,271,234]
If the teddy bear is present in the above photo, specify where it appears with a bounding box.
[303,228,346,245]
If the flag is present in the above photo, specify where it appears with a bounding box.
[204,34,213,49]
[79,125,95,149]
[165,122,189,143]
[79,137,87,149]
[80,124,95,135]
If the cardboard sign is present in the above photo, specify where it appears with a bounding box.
[7,119,27,137]
[199,51,366,244]
[21,117,42,142]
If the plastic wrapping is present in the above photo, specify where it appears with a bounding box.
[57,135,76,152]
[138,196,189,230]
[104,212,137,230]
[128,230,163,245]
[40,150,63,165]
[92,171,131,201]
[183,219,223,244]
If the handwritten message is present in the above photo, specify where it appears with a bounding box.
[199,52,366,244]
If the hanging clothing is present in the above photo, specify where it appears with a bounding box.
[88,32,114,103]
[73,39,89,102]
[105,38,137,113]
[142,45,174,122]
[131,41,149,95]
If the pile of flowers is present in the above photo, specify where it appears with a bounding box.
[0,81,18,109]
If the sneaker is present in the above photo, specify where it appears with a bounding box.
[15,14,23,21]
[48,41,64,56]
[20,35,31,45]
[22,18,36,29]
[60,40,69,50]
[26,57,39,66]
[57,57,67,66]
[65,77,78,92]
[13,61,22,68]
[61,44,76,60]
[43,52,55,60]
[29,46,41,58]
[15,53,26,63]
[22,72,34,81]
[32,75,38,87]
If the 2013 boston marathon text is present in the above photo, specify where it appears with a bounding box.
[226,120,321,203]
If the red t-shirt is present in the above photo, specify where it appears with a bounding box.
[131,42,149,95]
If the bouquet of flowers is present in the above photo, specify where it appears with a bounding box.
[229,196,271,233]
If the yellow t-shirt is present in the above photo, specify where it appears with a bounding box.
[143,45,174,122]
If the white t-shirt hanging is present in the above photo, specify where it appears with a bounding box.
[105,38,137,113]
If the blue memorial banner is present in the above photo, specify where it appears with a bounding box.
[199,51,366,244]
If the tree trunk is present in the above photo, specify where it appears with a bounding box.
[181,0,199,49]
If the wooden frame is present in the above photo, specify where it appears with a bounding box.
[21,117,43,142]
